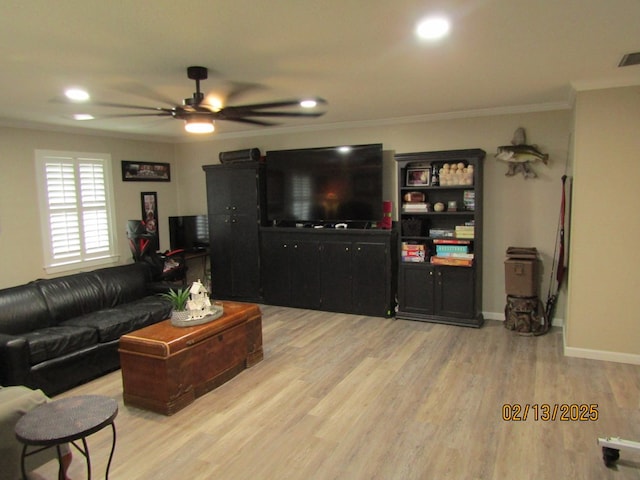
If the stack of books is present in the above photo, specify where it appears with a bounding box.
[401,242,426,263]
[402,202,429,213]
[463,190,475,211]
[430,239,473,267]
[455,222,475,239]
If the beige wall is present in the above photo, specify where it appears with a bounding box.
[175,109,573,321]
[5,97,637,363]
[566,86,640,361]
[0,127,177,288]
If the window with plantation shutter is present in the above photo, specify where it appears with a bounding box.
[36,150,118,273]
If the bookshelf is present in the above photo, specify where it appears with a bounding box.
[395,149,485,327]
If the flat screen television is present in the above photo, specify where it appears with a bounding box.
[265,143,383,226]
[168,215,209,252]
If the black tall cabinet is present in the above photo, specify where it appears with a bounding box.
[202,162,265,301]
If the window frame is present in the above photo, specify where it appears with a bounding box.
[35,149,119,274]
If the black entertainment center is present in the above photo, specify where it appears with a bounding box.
[203,143,396,317]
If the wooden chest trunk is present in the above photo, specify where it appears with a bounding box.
[118,301,263,415]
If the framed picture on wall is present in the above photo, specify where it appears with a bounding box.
[141,192,159,251]
[122,161,171,182]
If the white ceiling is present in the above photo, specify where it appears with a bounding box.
[1,0,639,142]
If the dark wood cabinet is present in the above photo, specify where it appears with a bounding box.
[319,240,352,312]
[395,149,484,327]
[399,264,476,323]
[261,235,321,309]
[203,162,264,301]
[351,242,391,316]
[261,229,395,317]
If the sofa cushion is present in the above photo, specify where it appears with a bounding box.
[0,284,50,334]
[118,296,173,330]
[60,310,135,343]
[22,326,98,365]
[36,273,107,325]
[93,263,151,307]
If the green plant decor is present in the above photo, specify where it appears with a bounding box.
[159,288,190,312]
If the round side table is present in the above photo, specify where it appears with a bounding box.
[15,395,118,480]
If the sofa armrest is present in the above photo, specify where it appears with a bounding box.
[0,335,31,387]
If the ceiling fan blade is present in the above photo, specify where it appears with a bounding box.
[114,82,178,107]
[81,112,172,119]
[230,110,326,118]
[222,117,279,126]
[224,98,327,112]
[84,101,174,113]
[223,81,265,105]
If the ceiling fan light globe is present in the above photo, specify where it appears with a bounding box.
[184,118,214,134]
[65,88,90,102]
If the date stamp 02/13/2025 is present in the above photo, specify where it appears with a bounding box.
[502,403,599,422]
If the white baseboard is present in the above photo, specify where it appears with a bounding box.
[562,324,640,365]
[485,311,640,365]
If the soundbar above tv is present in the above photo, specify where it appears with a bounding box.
[265,143,383,227]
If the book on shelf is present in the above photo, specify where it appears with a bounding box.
[403,256,426,263]
[429,228,455,238]
[402,202,429,212]
[436,244,470,254]
[432,238,472,245]
[402,242,426,250]
[434,252,474,259]
[430,256,473,267]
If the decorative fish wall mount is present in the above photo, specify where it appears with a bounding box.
[495,127,549,178]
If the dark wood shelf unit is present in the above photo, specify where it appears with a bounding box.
[395,149,485,327]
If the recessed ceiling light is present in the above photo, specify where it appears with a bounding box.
[300,99,317,108]
[73,114,94,121]
[416,16,450,40]
[65,88,90,101]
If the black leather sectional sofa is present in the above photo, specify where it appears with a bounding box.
[0,263,173,396]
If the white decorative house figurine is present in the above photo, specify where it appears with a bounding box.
[186,280,212,319]
[171,280,223,327]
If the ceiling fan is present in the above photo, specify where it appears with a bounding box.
[67,66,327,133]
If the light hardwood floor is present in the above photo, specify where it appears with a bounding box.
[36,305,640,479]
